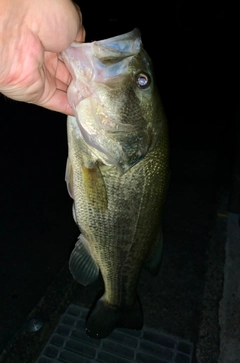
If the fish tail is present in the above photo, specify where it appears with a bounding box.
[85,296,143,339]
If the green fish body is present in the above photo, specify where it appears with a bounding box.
[62,29,169,339]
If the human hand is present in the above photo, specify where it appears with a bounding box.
[0,0,85,115]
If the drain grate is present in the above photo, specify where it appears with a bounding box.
[36,304,194,363]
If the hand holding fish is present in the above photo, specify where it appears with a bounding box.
[0,0,85,114]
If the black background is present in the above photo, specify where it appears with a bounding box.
[0,0,239,356]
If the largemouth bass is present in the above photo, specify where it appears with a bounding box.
[61,29,169,339]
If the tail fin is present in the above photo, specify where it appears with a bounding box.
[85,297,143,339]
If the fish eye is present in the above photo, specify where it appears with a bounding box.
[136,72,150,89]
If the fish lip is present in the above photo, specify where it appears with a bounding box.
[68,28,141,51]
[93,28,141,60]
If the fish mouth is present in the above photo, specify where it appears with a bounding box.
[61,28,141,103]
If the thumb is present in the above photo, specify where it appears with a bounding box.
[73,4,86,43]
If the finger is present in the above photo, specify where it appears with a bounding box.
[55,78,68,93]
[75,25,86,43]
[55,58,72,86]
[38,89,74,115]
[37,0,85,52]
[73,3,86,43]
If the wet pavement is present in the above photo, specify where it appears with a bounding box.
[0,3,240,363]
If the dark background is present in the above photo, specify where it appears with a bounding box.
[0,0,239,358]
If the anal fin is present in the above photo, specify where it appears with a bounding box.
[69,234,99,286]
[65,157,74,199]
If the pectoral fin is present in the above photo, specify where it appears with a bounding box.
[65,157,74,199]
[69,234,99,286]
[82,163,108,212]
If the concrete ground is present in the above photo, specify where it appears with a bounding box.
[0,3,240,362]
[218,213,240,363]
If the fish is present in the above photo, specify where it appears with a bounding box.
[61,28,169,339]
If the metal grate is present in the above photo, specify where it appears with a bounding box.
[36,304,194,363]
